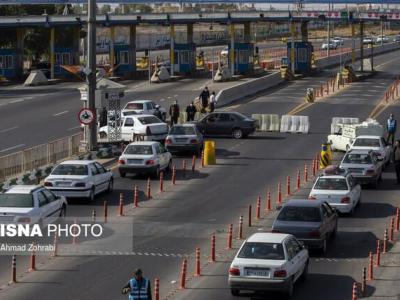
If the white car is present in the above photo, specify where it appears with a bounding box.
[332,37,344,45]
[321,42,337,50]
[44,160,113,201]
[309,167,361,214]
[376,36,389,44]
[123,100,167,121]
[99,115,168,142]
[118,141,172,178]
[0,185,67,225]
[350,135,392,166]
[363,37,374,45]
[228,232,309,297]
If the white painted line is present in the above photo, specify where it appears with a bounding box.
[53,110,69,117]
[10,99,24,104]
[67,126,81,131]
[0,126,18,133]
[0,144,25,153]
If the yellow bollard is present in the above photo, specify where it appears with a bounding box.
[204,141,216,165]
[320,143,332,169]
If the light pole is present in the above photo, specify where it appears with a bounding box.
[87,0,97,151]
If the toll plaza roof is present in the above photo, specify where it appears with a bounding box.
[1,11,400,28]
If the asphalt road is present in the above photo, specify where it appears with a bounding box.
[0,48,399,299]
[0,37,364,155]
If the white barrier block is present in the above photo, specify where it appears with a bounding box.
[271,115,280,131]
[331,117,359,133]
[281,115,309,133]
[261,114,270,131]
[280,115,292,133]
[299,116,310,134]
[251,114,262,131]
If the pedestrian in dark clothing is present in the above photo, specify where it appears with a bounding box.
[199,86,210,112]
[394,140,400,183]
[153,105,163,121]
[209,91,216,113]
[387,113,397,145]
[99,107,108,127]
[169,100,180,126]
[186,102,197,122]
[122,268,152,300]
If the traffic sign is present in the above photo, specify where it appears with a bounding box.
[78,108,96,125]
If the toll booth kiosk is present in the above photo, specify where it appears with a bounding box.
[55,47,73,78]
[229,43,254,75]
[286,42,313,74]
[172,43,196,75]
[114,44,134,78]
[0,49,16,79]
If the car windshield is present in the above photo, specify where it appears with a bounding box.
[353,138,380,147]
[277,206,322,222]
[238,242,285,260]
[138,116,162,125]
[51,164,88,176]
[169,126,195,135]
[124,103,143,110]
[314,178,348,190]
[124,145,153,155]
[0,194,34,207]
[343,153,373,164]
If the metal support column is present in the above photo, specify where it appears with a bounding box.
[170,24,175,77]
[360,21,364,73]
[129,24,136,78]
[301,21,308,42]
[229,23,235,76]
[109,26,115,77]
[16,28,24,79]
[243,22,251,43]
[351,22,355,65]
[327,20,331,57]
[87,0,97,150]
[187,23,193,43]
[380,18,384,46]
[290,21,295,74]
[50,27,55,79]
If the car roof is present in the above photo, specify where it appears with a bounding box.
[5,185,42,194]
[284,199,323,207]
[246,232,291,244]
[127,141,159,146]
[126,100,153,104]
[125,114,156,118]
[355,135,381,139]
[59,160,94,165]
[171,123,196,127]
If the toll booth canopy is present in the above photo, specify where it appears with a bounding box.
[286,42,313,74]
[228,43,254,75]
[172,43,196,75]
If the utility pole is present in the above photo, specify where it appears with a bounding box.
[87,0,97,151]
[327,3,331,58]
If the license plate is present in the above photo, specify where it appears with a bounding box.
[245,269,270,277]
[349,169,363,173]
[175,138,187,143]
[127,159,142,164]
[57,182,71,187]
[0,216,15,222]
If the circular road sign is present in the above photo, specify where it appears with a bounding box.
[78,108,96,125]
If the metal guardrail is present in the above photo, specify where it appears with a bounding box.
[0,133,83,182]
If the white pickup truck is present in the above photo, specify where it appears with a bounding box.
[99,115,168,142]
[328,120,384,152]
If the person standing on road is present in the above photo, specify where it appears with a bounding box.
[387,113,397,145]
[199,86,210,112]
[209,91,216,113]
[186,102,197,122]
[99,107,108,127]
[153,105,163,121]
[394,140,400,183]
[169,99,180,126]
[122,268,152,300]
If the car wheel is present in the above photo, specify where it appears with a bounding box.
[119,171,126,178]
[300,262,309,281]
[232,128,243,139]
[107,178,113,193]
[230,289,240,296]
[88,187,95,202]
[59,204,67,217]
[99,132,107,139]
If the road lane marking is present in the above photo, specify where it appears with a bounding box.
[0,144,25,153]
[0,126,18,133]
[9,99,24,104]
[53,110,69,117]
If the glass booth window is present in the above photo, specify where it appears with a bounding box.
[238,50,248,64]
[119,51,129,64]
[0,55,14,69]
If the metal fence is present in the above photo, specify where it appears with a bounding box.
[0,132,83,182]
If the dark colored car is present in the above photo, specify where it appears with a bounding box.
[271,200,338,253]
[195,112,256,139]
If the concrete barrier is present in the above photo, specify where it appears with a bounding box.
[280,115,310,134]
[216,71,283,108]
[252,114,280,132]
[331,117,359,134]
